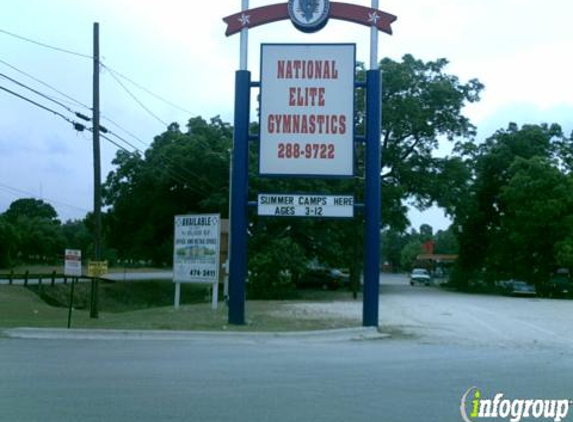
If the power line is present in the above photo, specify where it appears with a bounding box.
[0,72,90,121]
[101,115,150,148]
[0,84,85,131]
[0,58,91,111]
[0,29,191,117]
[96,119,222,197]
[105,67,169,127]
[0,59,133,133]
[0,73,215,195]
[0,28,92,59]
[106,125,221,193]
[98,132,214,198]
[101,63,193,115]
[106,131,141,152]
[0,182,91,214]
[0,58,218,197]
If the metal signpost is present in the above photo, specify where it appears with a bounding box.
[224,0,396,326]
[173,214,221,310]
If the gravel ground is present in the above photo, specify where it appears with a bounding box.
[274,273,573,349]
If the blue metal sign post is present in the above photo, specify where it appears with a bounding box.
[224,0,395,327]
[362,68,381,326]
[228,70,250,325]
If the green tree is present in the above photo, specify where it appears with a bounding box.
[0,216,18,268]
[434,227,459,255]
[400,238,423,270]
[2,198,64,264]
[103,117,233,265]
[381,228,406,271]
[375,55,482,226]
[453,123,571,288]
[555,237,573,269]
[4,198,59,224]
[494,157,573,283]
[12,215,64,263]
[248,235,307,299]
[419,224,433,242]
[61,219,93,256]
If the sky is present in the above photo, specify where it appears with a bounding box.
[0,0,572,232]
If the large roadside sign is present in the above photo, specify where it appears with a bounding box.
[258,193,354,217]
[259,43,355,177]
[173,214,221,283]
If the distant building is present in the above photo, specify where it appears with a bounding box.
[413,253,458,278]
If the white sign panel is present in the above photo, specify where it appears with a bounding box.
[258,194,354,218]
[64,249,82,277]
[173,214,221,283]
[259,44,355,177]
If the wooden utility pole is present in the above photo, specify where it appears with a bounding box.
[90,22,101,319]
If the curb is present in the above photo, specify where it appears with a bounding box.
[3,326,389,342]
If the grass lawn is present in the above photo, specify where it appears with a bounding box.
[0,282,360,332]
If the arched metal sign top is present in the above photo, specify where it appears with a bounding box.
[223,1,397,36]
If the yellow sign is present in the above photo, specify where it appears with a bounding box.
[88,260,108,277]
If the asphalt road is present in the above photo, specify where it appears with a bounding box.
[1,336,572,422]
[2,275,573,422]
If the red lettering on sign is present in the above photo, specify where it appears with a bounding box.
[277,60,339,80]
[288,87,325,107]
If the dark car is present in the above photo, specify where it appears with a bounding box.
[543,270,572,298]
[298,267,349,290]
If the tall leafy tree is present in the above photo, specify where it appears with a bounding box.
[0,216,18,268]
[4,198,59,224]
[1,199,64,263]
[433,227,459,255]
[103,117,233,265]
[494,157,573,282]
[453,123,571,287]
[375,54,483,226]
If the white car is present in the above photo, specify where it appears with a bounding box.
[410,268,431,286]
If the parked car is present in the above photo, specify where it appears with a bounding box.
[509,280,537,296]
[410,268,431,286]
[298,267,349,290]
[542,270,572,298]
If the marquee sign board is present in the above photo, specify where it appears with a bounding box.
[259,43,355,177]
[258,193,354,217]
[173,214,221,284]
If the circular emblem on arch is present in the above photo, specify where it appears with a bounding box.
[288,0,330,33]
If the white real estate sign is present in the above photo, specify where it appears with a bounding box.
[173,214,221,284]
[258,194,354,218]
[64,249,82,277]
[259,44,355,177]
